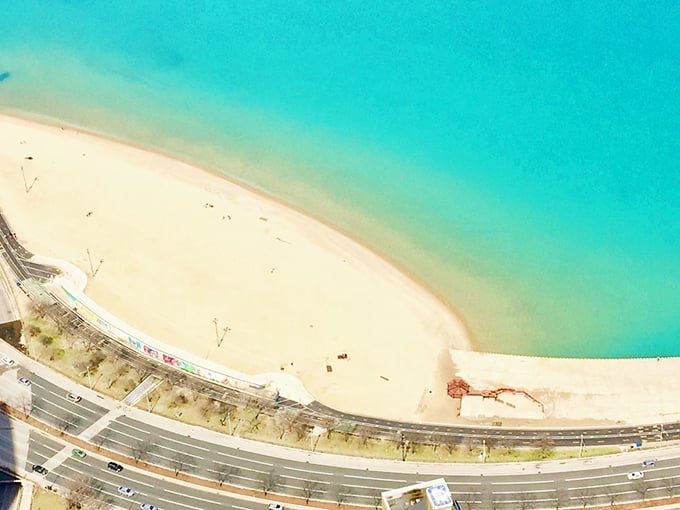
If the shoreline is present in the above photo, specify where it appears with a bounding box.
[3,111,680,427]
[0,107,477,348]
[0,112,471,423]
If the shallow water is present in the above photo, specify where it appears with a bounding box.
[1,1,678,357]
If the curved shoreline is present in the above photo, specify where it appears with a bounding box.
[3,112,680,427]
[0,113,470,423]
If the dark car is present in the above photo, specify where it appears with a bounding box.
[107,461,123,472]
[32,464,48,476]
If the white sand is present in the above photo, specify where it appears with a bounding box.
[3,113,677,427]
[450,349,680,425]
[0,114,470,422]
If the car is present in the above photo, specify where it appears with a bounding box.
[1,355,15,366]
[17,377,30,386]
[72,448,87,458]
[107,461,123,472]
[118,486,136,497]
[627,471,644,480]
[65,392,82,403]
[268,504,283,510]
[641,458,657,467]
[140,504,160,510]
[32,464,48,476]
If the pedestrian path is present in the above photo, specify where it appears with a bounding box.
[122,374,162,406]
[77,407,126,442]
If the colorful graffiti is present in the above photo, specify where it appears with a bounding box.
[55,285,266,391]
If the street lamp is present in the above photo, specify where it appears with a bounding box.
[579,433,584,457]
[86,365,92,390]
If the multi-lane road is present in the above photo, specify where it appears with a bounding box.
[3,211,680,508]
[3,359,680,509]
[2,209,680,450]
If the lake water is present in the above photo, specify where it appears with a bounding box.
[1,1,678,357]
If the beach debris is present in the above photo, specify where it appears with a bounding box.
[326,365,333,373]
[337,353,348,360]
[380,375,389,381]
[270,267,276,274]
[204,202,214,208]
[24,156,33,160]
[275,236,291,244]
[259,216,268,221]
[85,211,94,217]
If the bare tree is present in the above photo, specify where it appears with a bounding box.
[131,438,155,464]
[57,414,80,436]
[663,476,678,498]
[246,414,263,433]
[274,409,298,439]
[19,394,33,418]
[536,434,555,460]
[92,431,109,451]
[331,485,352,507]
[172,452,193,476]
[292,421,312,442]
[372,491,382,510]
[301,480,322,503]
[503,438,518,456]
[605,486,618,507]
[459,494,475,510]
[553,486,570,509]
[64,474,110,510]
[481,488,497,510]
[260,470,279,496]
[518,491,535,509]
[442,435,459,456]
[576,489,595,508]
[632,480,650,502]
[213,462,240,487]
[461,436,477,456]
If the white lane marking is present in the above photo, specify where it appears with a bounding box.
[492,479,555,485]
[283,465,334,476]
[163,488,224,504]
[565,473,622,482]
[343,474,407,483]
[158,497,200,509]
[67,464,154,489]
[284,474,330,484]
[214,450,274,467]
[158,433,210,452]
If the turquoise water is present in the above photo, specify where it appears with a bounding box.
[1,1,678,357]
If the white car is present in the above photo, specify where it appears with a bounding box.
[140,504,160,510]
[627,471,644,480]
[1,355,15,366]
[641,458,656,467]
[268,504,284,510]
[17,377,31,386]
[118,486,136,497]
[66,392,82,403]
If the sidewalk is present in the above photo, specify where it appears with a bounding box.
[4,338,680,479]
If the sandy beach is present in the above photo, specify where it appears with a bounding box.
[0,113,471,422]
[2,113,679,427]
